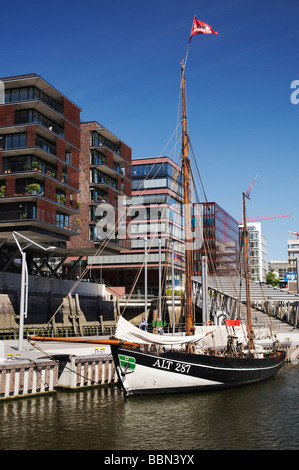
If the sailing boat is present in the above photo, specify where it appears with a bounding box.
[107,21,286,395]
[28,17,286,395]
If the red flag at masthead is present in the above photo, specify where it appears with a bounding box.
[189,17,218,42]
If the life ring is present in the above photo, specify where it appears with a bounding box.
[206,320,214,326]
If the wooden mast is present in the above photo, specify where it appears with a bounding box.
[181,60,194,345]
[242,191,254,350]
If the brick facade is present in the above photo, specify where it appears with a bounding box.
[67,121,132,252]
[0,74,81,243]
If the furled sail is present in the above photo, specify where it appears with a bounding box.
[194,325,272,348]
[115,316,207,345]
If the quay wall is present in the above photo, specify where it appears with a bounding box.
[0,272,107,297]
[0,271,117,333]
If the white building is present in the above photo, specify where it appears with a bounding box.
[247,222,267,282]
[240,222,268,282]
[287,236,299,273]
[269,260,288,281]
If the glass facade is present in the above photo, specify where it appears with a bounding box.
[90,149,107,165]
[130,160,184,249]
[132,162,183,195]
[194,202,240,276]
[95,158,185,293]
[132,162,182,184]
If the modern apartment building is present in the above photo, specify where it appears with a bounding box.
[287,235,299,273]
[0,74,81,273]
[239,222,267,282]
[64,121,132,279]
[194,202,240,276]
[89,155,243,293]
[268,260,288,280]
[89,156,185,295]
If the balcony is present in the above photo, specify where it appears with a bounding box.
[0,160,80,203]
[0,188,78,216]
[91,170,118,191]
[2,158,58,179]
[5,85,64,116]
[0,205,78,241]
[36,135,56,156]
[90,130,121,157]
[15,109,64,138]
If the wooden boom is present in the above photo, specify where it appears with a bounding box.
[27,336,140,348]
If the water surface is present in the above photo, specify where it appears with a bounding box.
[0,363,298,450]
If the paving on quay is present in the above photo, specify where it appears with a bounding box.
[1,335,112,363]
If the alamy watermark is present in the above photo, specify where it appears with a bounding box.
[95,196,203,250]
[290,80,299,104]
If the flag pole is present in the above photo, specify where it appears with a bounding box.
[184,43,191,70]
[184,14,196,69]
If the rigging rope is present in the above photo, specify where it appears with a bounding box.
[47,119,183,325]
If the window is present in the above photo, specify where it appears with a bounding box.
[5,87,34,103]
[56,212,69,228]
[90,149,107,165]
[89,225,97,241]
[90,168,117,189]
[5,133,26,149]
[90,187,108,203]
[56,190,66,204]
[36,135,56,155]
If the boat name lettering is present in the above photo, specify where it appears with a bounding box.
[152,358,174,370]
[175,362,191,374]
[152,359,191,374]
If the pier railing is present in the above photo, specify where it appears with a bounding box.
[0,318,292,342]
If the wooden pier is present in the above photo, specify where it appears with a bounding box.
[0,343,118,401]
[0,358,58,401]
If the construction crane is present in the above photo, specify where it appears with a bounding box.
[238,214,291,224]
[288,231,299,238]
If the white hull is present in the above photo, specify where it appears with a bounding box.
[111,346,286,395]
[117,362,223,395]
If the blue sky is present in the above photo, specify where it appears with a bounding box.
[1,0,299,261]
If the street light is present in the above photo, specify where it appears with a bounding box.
[12,231,56,351]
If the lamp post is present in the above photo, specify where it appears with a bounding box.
[144,237,148,322]
[171,241,175,334]
[158,239,162,321]
[12,232,56,351]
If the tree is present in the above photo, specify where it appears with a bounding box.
[265,269,280,287]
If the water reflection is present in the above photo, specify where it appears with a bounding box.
[0,364,298,450]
